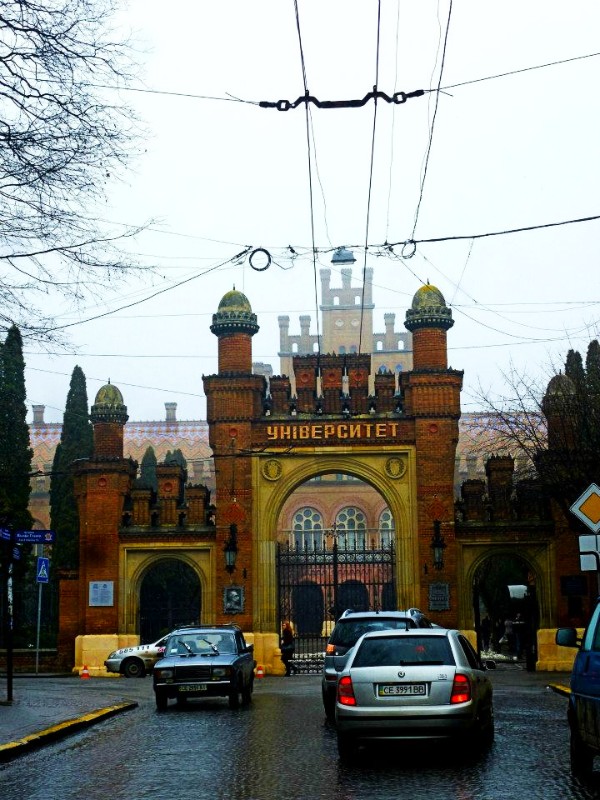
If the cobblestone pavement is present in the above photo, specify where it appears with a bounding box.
[0,664,571,753]
[3,665,600,800]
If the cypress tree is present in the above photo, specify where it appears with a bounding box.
[139,446,158,492]
[0,326,33,531]
[49,366,93,570]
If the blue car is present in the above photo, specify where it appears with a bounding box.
[556,600,600,774]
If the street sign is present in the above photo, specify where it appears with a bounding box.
[36,557,49,583]
[0,528,10,541]
[14,529,55,544]
[571,484,600,533]
[579,535,600,571]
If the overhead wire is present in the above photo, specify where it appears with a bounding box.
[385,0,402,243]
[47,249,250,332]
[358,0,383,357]
[411,0,453,240]
[293,0,322,365]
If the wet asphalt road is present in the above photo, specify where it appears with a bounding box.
[1,667,600,800]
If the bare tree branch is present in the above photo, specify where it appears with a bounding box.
[0,0,150,338]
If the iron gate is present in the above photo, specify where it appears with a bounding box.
[277,540,396,672]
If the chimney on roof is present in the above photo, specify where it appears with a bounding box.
[32,405,45,425]
[165,402,177,423]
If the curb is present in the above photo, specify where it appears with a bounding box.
[0,701,138,762]
[547,683,571,697]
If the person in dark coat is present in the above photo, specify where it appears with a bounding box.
[480,614,492,652]
[280,622,295,676]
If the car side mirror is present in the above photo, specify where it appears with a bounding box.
[556,627,580,648]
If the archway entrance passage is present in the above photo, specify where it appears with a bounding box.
[473,553,539,669]
[254,448,416,637]
[277,541,396,671]
[139,558,201,643]
[275,470,400,671]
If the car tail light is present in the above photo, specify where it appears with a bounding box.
[326,644,336,654]
[450,673,472,704]
[338,675,356,706]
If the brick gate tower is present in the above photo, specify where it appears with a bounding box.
[404,284,462,611]
[203,289,265,630]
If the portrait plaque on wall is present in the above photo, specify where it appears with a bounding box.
[223,585,244,614]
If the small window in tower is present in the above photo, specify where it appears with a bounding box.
[292,342,298,353]
[376,341,383,351]
[333,296,339,306]
[397,339,404,350]
[313,342,319,352]
[355,295,360,305]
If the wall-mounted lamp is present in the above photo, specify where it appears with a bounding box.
[224,523,238,574]
[430,520,446,571]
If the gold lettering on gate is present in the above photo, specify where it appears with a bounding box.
[263,422,401,442]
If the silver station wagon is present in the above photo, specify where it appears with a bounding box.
[335,627,494,760]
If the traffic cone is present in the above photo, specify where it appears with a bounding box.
[255,664,264,679]
[80,664,90,680]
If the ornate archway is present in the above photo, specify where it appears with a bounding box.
[251,446,417,632]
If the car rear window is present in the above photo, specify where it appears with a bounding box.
[352,635,455,667]
[330,618,413,648]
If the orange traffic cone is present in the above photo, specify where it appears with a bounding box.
[255,664,265,679]
[80,665,91,680]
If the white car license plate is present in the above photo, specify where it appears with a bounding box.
[378,683,427,696]
[178,684,207,692]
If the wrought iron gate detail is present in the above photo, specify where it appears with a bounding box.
[277,541,396,673]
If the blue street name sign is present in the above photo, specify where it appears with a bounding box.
[14,529,56,544]
[0,528,10,541]
[36,557,50,583]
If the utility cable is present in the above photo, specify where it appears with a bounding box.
[358,0,383,357]
[411,0,453,240]
[47,249,251,332]
[397,212,600,252]
[293,0,322,367]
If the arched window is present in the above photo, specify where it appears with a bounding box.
[292,507,323,550]
[376,341,383,351]
[333,296,340,306]
[335,507,366,550]
[339,345,346,354]
[378,364,389,374]
[379,508,395,548]
[354,295,361,305]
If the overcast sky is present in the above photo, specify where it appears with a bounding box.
[23,1,600,424]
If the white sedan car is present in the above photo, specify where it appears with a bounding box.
[335,628,494,760]
[104,634,169,678]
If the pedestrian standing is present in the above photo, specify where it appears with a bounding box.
[503,616,515,654]
[480,614,492,652]
[280,621,295,676]
[513,612,525,658]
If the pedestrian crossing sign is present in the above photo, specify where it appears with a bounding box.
[36,556,49,583]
